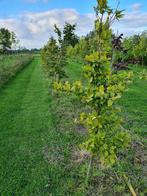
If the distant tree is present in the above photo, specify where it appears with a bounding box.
[123,32,147,65]
[54,23,79,48]
[0,28,17,53]
[67,37,91,59]
[41,22,79,85]
[134,32,147,65]
[54,24,67,74]
[54,24,62,45]
[41,37,65,82]
[63,23,79,47]
[53,23,79,76]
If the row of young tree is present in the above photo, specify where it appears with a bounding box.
[67,30,147,68]
[41,22,79,81]
[0,54,33,87]
[122,32,147,65]
[41,0,146,193]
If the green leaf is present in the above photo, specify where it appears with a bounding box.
[108,99,113,107]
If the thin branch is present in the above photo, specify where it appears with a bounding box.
[109,0,120,26]
[123,174,137,196]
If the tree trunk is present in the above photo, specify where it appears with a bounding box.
[110,48,115,70]
[85,156,93,188]
[142,56,144,66]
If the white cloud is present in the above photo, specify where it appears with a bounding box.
[0,9,94,49]
[0,6,146,49]
[131,3,142,11]
[113,8,147,36]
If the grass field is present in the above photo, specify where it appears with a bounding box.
[0,57,146,195]
[120,66,147,140]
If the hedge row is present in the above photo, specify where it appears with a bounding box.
[0,54,33,88]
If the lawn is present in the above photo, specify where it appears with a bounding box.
[120,65,147,140]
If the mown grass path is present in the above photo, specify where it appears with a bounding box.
[0,58,57,195]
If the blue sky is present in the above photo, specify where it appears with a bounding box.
[0,0,147,48]
[0,0,147,17]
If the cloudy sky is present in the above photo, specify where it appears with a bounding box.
[0,0,147,49]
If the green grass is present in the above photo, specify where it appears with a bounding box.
[0,57,146,195]
[119,66,147,139]
[0,57,56,195]
[66,58,83,81]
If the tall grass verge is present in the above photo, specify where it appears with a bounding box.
[0,54,33,88]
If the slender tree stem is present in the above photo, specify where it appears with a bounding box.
[123,174,137,196]
[85,156,93,188]
[142,56,144,66]
[111,48,115,70]
[117,161,137,196]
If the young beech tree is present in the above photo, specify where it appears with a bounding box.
[54,23,79,48]
[67,35,92,59]
[54,0,134,168]
[54,23,79,66]
[134,32,147,66]
[63,23,79,47]
[122,32,147,65]
[41,37,65,82]
[41,22,79,83]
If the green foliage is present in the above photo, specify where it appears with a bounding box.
[54,0,133,167]
[41,37,65,81]
[0,28,17,53]
[41,23,79,82]
[66,1,125,61]
[54,23,79,68]
[54,24,62,45]
[67,17,146,68]
[135,32,147,65]
[139,69,147,80]
[54,23,79,48]
[63,23,79,47]
[54,54,133,167]
[122,32,147,65]
[67,37,90,58]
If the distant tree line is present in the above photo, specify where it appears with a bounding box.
[0,28,41,55]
